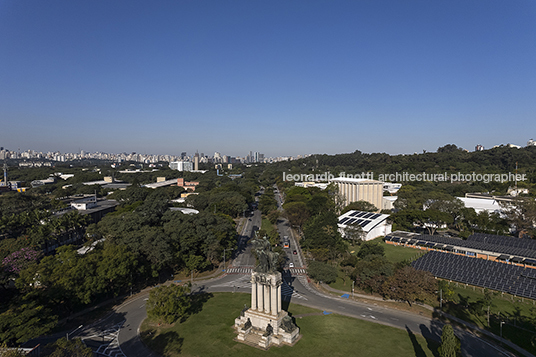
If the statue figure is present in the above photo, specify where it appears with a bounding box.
[240,304,248,317]
[243,318,252,331]
[252,236,279,273]
[263,323,274,337]
[280,316,297,333]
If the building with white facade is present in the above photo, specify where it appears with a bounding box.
[170,161,193,171]
[337,210,392,241]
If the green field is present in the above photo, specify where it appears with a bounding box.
[141,292,439,357]
[378,238,425,263]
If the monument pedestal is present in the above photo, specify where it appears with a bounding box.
[234,271,300,349]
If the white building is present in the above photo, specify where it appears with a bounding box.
[337,210,392,241]
[382,196,398,210]
[457,197,503,215]
[169,161,193,172]
[294,182,329,190]
[383,182,402,194]
[528,139,536,147]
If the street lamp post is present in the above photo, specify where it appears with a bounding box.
[223,248,227,272]
[500,321,505,338]
[66,325,83,341]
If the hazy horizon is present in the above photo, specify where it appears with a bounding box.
[1,1,535,157]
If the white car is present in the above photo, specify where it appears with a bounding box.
[289,263,294,268]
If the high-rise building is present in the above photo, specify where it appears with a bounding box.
[194,153,199,171]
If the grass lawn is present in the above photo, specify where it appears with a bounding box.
[141,292,439,357]
[377,239,425,263]
[345,237,424,264]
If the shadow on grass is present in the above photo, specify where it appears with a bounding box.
[182,292,214,322]
[406,325,427,357]
[141,329,183,355]
[420,321,441,357]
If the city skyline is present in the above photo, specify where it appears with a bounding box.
[1,1,535,157]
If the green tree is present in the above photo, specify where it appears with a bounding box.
[47,337,93,357]
[482,288,497,327]
[343,223,365,243]
[422,209,453,235]
[437,280,455,304]
[303,211,343,260]
[438,324,461,357]
[341,200,378,214]
[147,284,191,324]
[0,300,57,344]
[0,342,26,356]
[352,255,393,293]
[357,241,385,258]
[283,201,309,228]
[382,266,436,306]
[307,261,338,284]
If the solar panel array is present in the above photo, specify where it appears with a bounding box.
[469,233,536,251]
[385,233,536,260]
[412,251,536,299]
[338,211,383,228]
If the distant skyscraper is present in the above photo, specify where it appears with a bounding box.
[194,153,199,171]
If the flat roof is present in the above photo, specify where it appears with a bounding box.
[330,177,383,184]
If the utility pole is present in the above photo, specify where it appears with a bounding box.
[223,248,227,272]
[352,280,355,298]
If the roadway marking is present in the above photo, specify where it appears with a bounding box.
[83,321,126,357]
[211,275,308,300]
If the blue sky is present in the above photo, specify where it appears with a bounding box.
[1,0,535,157]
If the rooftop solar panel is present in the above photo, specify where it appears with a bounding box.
[339,217,351,225]
[370,214,381,220]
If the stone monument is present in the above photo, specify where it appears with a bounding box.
[234,236,300,349]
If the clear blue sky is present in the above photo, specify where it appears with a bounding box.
[1,0,535,157]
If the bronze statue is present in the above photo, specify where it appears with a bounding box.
[280,316,297,333]
[252,236,279,273]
